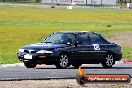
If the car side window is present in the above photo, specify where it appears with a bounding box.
[89,33,107,44]
[76,33,90,45]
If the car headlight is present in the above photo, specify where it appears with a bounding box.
[19,49,24,52]
[36,50,53,54]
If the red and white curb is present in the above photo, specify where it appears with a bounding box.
[115,60,132,64]
[0,60,132,67]
[123,60,132,64]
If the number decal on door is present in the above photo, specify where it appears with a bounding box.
[92,44,100,50]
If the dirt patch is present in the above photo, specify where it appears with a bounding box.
[110,31,132,47]
[0,79,131,88]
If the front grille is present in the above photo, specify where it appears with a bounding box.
[24,50,29,53]
[31,51,37,53]
[24,50,37,53]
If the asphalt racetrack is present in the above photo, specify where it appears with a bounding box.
[0,61,132,81]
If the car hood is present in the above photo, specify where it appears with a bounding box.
[22,43,69,50]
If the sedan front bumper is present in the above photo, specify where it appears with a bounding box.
[17,52,58,65]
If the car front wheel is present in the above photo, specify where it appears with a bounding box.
[102,54,114,68]
[55,53,70,69]
[24,62,36,68]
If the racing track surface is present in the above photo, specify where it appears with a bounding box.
[0,62,132,81]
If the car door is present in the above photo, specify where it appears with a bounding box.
[88,32,110,62]
[71,33,95,64]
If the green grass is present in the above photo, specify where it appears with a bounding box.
[0,6,132,64]
[122,48,132,60]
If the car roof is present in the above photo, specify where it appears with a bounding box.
[56,31,97,35]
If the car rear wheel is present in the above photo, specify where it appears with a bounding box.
[102,54,114,68]
[55,53,70,69]
[24,62,36,68]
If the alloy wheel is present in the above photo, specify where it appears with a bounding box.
[102,54,114,68]
[106,55,113,66]
[59,54,69,68]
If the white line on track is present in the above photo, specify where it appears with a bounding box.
[0,63,24,67]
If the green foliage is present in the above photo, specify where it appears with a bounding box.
[122,47,132,60]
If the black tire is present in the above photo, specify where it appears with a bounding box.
[102,53,115,68]
[72,64,82,69]
[55,53,70,69]
[24,62,36,68]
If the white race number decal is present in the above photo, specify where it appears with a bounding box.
[92,44,100,50]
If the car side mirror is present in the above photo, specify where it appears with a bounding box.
[75,41,81,47]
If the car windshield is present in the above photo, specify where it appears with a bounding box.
[44,33,76,44]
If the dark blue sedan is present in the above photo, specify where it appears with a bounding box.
[17,31,122,68]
